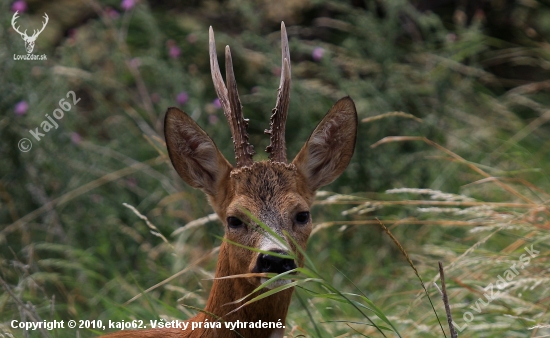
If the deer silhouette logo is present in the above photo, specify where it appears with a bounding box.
[11,11,49,54]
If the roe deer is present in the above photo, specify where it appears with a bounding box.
[102,22,357,338]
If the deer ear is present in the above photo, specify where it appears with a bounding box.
[292,97,358,192]
[165,107,232,197]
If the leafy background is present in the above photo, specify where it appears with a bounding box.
[1,0,549,337]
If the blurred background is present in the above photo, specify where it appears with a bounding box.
[1,0,549,337]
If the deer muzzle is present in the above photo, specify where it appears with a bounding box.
[253,250,296,274]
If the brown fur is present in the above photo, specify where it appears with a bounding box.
[100,97,357,337]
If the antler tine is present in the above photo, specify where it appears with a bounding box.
[209,26,254,167]
[265,21,291,163]
[209,27,229,109]
[225,46,254,167]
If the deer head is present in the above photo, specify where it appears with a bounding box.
[11,11,49,54]
[164,22,357,289]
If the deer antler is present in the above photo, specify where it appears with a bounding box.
[265,22,291,163]
[11,11,27,38]
[209,26,254,168]
[31,13,49,39]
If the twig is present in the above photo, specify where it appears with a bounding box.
[122,203,173,250]
[124,246,219,305]
[370,136,535,204]
[171,213,219,236]
[376,219,447,338]
[314,199,541,209]
[361,111,422,124]
[438,261,458,338]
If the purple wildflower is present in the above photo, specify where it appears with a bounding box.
[14,101,28,116]
[71,132,82,144]
[312,47,325,62]
[169,45,181,59]
[106,7,120,19]
[166,40,181,59]
[213,98,221,109]
[177,92,189,105]
[11,1,27,12]
[121,0,135,11]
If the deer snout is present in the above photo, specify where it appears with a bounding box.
[253,250,296,274]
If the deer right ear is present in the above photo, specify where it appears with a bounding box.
[292,97,358,192]
[165,107,233,197]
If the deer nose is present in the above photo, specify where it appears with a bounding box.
[254,251,296,274]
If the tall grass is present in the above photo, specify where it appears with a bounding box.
[1,0,549,337]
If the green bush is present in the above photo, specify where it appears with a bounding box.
[1,0,549,337]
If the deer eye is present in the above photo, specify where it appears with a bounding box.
[295,212,310,225]
[227,216,244,229]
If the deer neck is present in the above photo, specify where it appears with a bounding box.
[195,241,293,338]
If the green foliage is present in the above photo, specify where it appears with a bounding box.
[1,0,550,337]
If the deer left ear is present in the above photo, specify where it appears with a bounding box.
[292,96,358,192]
[164,107,233,197]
